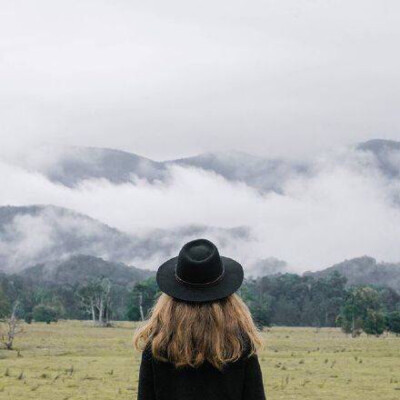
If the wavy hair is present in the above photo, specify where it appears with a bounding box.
[133,293,263,370]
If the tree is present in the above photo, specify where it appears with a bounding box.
[0,287,10,318]
[0,275,35,321]
[250,302,271,328]
[32,304,58,324]
[126,278,159,321]
[377,287,400,313]
[339,286,383,336]
[24,313,33,324]
[78,282,98,323]
[313,272,347,327]
[240,279,271,328]
[363,309,385,335]
[386,311,400,334]
[0,301,23,350]
[95,278,112,325]
[78,278,113,326]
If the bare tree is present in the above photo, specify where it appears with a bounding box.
[78,284,97,322]
[139,292,145,321]
[0,301,24,350]
[93,278,111,326]
[78,278,113,326]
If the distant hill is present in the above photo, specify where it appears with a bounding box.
[6,146,166,188]
[4,145,309,192]
[6,140,400,193]
[3,140,400,277]
[357,139,400,153]
[356,139,400,178]
[304,256,400,292]
[169,151,308,192]
[21,254,154,286]
[0,205,251,273]
[0,205,143,272]
[246,257,290,278]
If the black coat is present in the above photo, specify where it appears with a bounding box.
[137,346,266,400]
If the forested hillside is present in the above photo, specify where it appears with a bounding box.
[305,256,400,293]
[1,258,400,335]
[0,255,154,323]
[23,254,153,285]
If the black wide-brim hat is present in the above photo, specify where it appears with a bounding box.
[156,238,244,302]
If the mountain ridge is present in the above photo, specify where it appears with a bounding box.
[20,254,154,286]
[6,138,400,190]
[0,204,251,273]
[304,255,400,293]
[9,253,400,295]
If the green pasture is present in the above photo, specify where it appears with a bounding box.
[0,321,399,399]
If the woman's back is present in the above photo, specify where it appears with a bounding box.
[134,239,267,400]
[138,345,266,400]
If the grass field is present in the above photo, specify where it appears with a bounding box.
[0,321,399,400]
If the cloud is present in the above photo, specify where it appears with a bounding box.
[1,145,400,273]
[0,212,56,270]
[1,0,400,159]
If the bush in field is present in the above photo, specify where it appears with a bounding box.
[363,309,386,335]
[33,305,58,324]
[339,286,384,336]
[24,312,33,324]
[336,314,363,337]
[248,301,271,329]
[386,311,400,334]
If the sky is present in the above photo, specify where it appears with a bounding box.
[1,1,400,272]
[1,0,400,160]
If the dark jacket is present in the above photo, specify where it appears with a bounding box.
[137,346,266,400]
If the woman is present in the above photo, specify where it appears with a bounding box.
[134,238,266,400]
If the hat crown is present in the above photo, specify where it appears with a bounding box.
[176,239,224,285]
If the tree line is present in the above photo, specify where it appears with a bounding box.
[124,272,400,336]
[1,270,400,348]
[241,272,400,336]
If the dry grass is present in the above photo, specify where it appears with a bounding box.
[0,321,399,399]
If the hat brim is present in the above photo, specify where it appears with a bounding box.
[156,256,244,302]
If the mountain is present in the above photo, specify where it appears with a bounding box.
[4,139,400,192]
[3,140,400,276]
[304,256,400,292]
[356,139,400,178]
[7,146,166,188]
[0,205,251,273]
[4,145,308,192]
[246,257,290,278]
[169,151,308,192]
[21,254,153,286]
[0,204,142,272]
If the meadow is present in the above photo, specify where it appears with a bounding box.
[0,321,399,400]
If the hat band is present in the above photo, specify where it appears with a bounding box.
[175,269,225,288]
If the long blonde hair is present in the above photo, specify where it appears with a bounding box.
[133,293,263,370]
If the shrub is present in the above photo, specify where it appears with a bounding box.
[32,305,58,324]
[363,310,385,336]
[24,313,33,324]
[250,303,271,329]
[386,311,400,334]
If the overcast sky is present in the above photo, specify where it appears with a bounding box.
[1,0,400,160]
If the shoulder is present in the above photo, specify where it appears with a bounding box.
[141,343,154,362]
[241,334,256,359]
